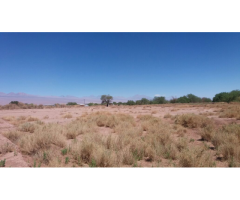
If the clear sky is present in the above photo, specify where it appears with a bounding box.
[0,32,239,99]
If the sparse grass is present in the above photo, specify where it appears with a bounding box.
[65,157,69,164]
[173,124,187,137]
[2,104,240,167]
[175,113,214,128]
[219,106,240,120]
[27,117,39,122]
[178,146,215,167]
[61,148,68,155]
[70,113,189,166]
[200,112,215,116]
[18,122,36,133]
[164,113,172,118]
[18,116,27,121]
[19,123,66,155]
[2,131,25,142]
[0,142,15,154]
[0,159,6,167]
[197,123,240,166]
[63,114,72,119]
[2,116,15,122]
[2,115,39,126]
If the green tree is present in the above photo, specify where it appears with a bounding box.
[186,94,201,103]
[101,95,113,107]
[213,92,230,102]
[135,100,142,105]
[176,96,190,103]
[152,96,167,104]
[170,97,177,103]
[201,97,212,102]
[10,101,19,105]
[229,90,240,102]
[140,98,150,105]
[67,102,77,105]
[126,100,136,105]
[118,102,123,105]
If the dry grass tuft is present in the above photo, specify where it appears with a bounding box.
[219,106,240,120]
[27,117,39,122]
[2,131,25,142]
[63,114,72,119]
[19,123,66,155]
[178,146,215,167]
[175,113,214,128]
[67,112,192,166]
[164,113,172,118]
[2,116,15,122]
[2,115,39,126]
[18,122,36,133]
[0,143,15,154]
[197,123,240,166]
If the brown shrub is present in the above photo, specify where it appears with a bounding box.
[164,113,172,118]
[2,131,25,142]
[178,146,215,167]
[18,122,36,133]
[219,106,240,120]
[175,114,214,128]
[28,117,39,122]
[19,123,66,154]
[0,142,15,154]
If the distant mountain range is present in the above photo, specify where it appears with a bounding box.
[0,92,152,105]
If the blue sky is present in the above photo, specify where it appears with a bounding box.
[0,32,239,99]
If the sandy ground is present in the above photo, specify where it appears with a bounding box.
[0,104,239,167]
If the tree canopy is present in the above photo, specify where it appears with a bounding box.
[152,96,167,104]
[66,102,77,105]
[213,90,240,103]
[101,95,113,107]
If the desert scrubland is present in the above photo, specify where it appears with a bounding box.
[0,103,240,167]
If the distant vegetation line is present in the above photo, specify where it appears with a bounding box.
[0,90,239,109]
[110,89,240,106]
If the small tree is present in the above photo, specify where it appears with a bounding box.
[101,95,113,107]
[140,98,150,105]
[201,97,212,102]
[170,96,177,103]
[10,101,19,105]
[67,102,77,105]
[152,96,167,104]
[176,96,190,103]
[126,100,135,105]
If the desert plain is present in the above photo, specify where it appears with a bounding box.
[0,103,240,167]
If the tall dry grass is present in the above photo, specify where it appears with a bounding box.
[67,113,207,167]
[219,106,240,120]
[3,109,236,167]
[0,142,15,154]
[2,115,39,126]
[178,146,215,167]
[198,123,240,166]
[19,123,66,155]
[174,113,214,128]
